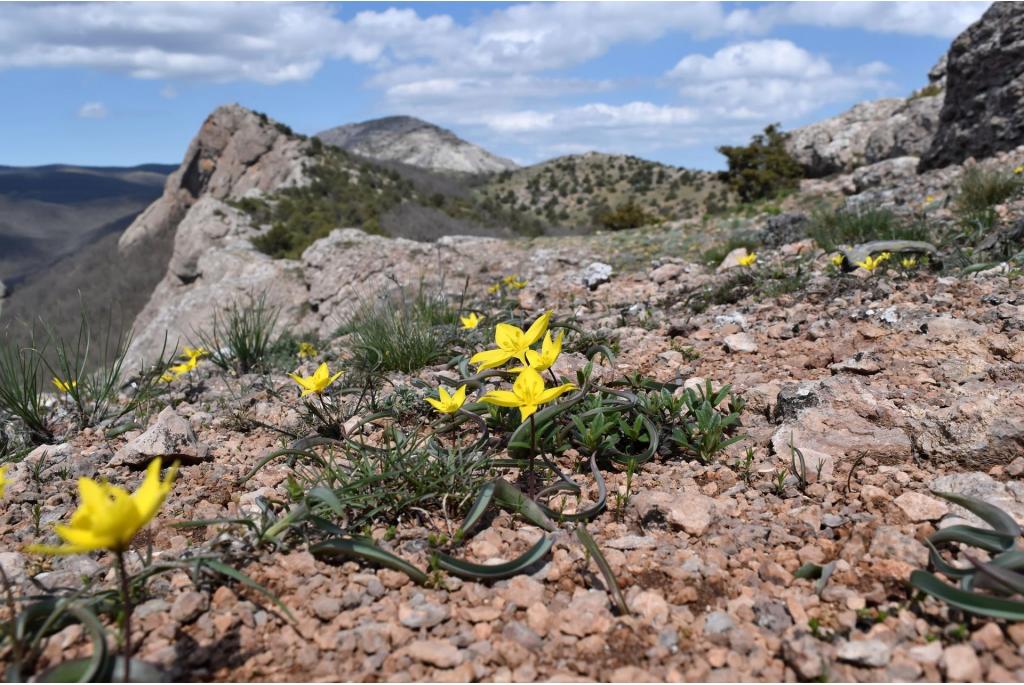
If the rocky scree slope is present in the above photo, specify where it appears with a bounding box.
[316,115,517,175]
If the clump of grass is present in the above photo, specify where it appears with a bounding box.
[193,292,280,375]
[338,281,459,374]
[956,167,1022,215]
[809,205,929,251]
[43,310,174,430]
[0,331,50,443]
[954,167,1024,242]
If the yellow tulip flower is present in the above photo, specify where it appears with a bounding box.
[1014,165,1023,175]
[738,252,757,267]
[460,313,483,330]
[182,346,208,361]
[289,362,342,397]
[169,355,197,376]
[28,458,178,555]
[831,254,844,268]
[901,257,918,269]
[52,378,77,393]
[470,312,551,370]
[481,368,576,422]
[425,385,467,414]
[297,341,318,359]
[488,282,502,295]
[857,254,885,272]
[510,330,563,373]
[0,465,9,499]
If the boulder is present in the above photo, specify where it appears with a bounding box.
[921,3,1024,170]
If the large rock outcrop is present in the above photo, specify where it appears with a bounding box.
[919,2,1024,171]
[119,104,308,252]
[123,105,312,361]
[786,94,942,178]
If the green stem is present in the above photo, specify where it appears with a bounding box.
[115,551,132,682]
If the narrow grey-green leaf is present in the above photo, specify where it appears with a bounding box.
[493,480,557,532]
[929,525,1014,553]
[931,491,1022,537]
[576,524,629,616]
[458,481,496,539]
[435,535,552,580]
[910,570,1024,621]
[311,538,429,585]
[202,558,295,621]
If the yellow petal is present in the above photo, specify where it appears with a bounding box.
[425,397,446,412]
[493,323,522,351]
[513,368,546,403]
[518,404,539,422]
[452,385,467,407]
[523,312,551,347]
[470,348,513,371]
[480,390,521,408]
[538,383,577,405]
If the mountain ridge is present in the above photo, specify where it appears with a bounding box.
[316,115,517,175]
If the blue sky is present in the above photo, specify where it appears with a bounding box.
[0,1,990,170]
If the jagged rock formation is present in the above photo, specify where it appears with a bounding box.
[123,105,313,361]
[316,116,516,175]
[785,94,942,178]
[920,2,1024,171]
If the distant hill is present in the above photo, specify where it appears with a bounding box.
[316,116,517,175]
[0,164,174,286]
[475,152,734,228]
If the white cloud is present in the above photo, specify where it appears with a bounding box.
[159,85,177,99]
[669,40,832,81]
[77,101,108,119]
[668,40,893,121]
[763,2,989,38]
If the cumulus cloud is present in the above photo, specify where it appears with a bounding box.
[668,40,893,121]
[77,102,108,119]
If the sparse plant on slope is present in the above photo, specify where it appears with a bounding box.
[0,330,50,443]
[596,199,661,231]
[954,166,1024,244]
[193,291,280,375]
[338,280,460,375]
[809,205,930,252]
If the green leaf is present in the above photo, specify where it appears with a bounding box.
[931,491,1022,538]
[493,480,557,532]
[202,558,295,622]
[36,604,111,683]
[307,486,345,515]
[435,535,553,580]
[929,525,1014,553]
[910,570,1024,621]
[311,538,429,585]
[576,525,629,616]
[794,561,835,595]
[458,481,496,539]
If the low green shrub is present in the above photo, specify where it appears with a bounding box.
[717,124,803,202]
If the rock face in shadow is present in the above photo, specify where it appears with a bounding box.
[919,3,1024,171]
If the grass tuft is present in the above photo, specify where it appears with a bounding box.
[338,281,459,374]
[808,205,929,251]
[193,292,280,375]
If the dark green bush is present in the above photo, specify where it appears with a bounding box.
[596,199,660,231]
[717,124,803,202]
